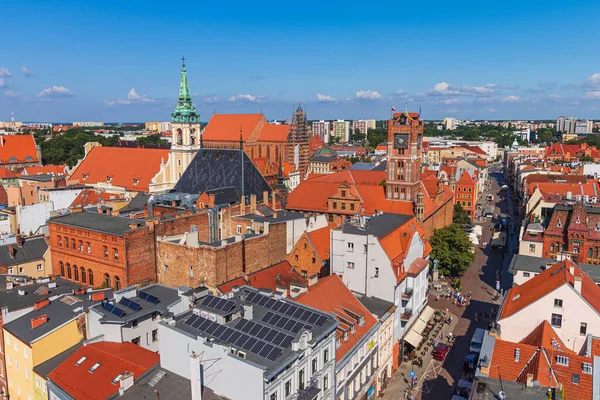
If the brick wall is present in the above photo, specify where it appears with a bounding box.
[287,231,326,278]
[422,197,454,239]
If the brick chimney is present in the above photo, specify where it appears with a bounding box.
[15,234,24,247]
[574,276,582,293]
[34,299,50,310]
[7,245,15,257]
[250,194,257,214]
[118,372,135,395]
[31,315,48,329]
[240,195,246,216]
[263,191,269,206]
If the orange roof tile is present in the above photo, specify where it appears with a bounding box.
[0,167,17,178]
[22,165,67,176]
[295,275,378,362]
[47,342,159,400]
[70,189,125,208]
[69,146,169,192]
[217,260,307,295]
[258,124,290,143]
[519,320,574,354]
[201,114,264,142]
[307,224,336,261]
[0,135,39,164]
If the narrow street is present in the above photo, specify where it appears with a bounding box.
[382,164,521,399]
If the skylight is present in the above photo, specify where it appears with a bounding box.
[75,356,87,366]
[88,362,101,373]
[112,374,123,384]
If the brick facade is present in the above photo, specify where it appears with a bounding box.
[421,196,454,239]
[287,231,327,279]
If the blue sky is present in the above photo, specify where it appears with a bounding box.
[1,0,600,122]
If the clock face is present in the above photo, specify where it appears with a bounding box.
[394,133,409,149]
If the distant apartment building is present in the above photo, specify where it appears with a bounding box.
[72,122,104,127]
[332,120,350,143]
[312,120,330,140]
[352,119,376,136]
[575,119,594,135]
[145,121,173,132]
[443,117,457,130]
[556,116,592,134]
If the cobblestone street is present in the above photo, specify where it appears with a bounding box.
[381,165,519,399]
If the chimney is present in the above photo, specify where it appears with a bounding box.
[250,194,257,214]
[15,234,23,247]
[31,315,48,329]
[75,288,85,295]
[240,195,246,216]
[190,353,203,400]
[574,276,582,293]
[567,191,572,199]
[272,193,277,210]
[308,274,319,287]
[263,191,269,206]
[118,371,134,394]
[273,212,278,219]
[91,292,105,301]
[34,299,50,310]
[569,264,575,276]
[526,373,534,387]
[7,245,15,257]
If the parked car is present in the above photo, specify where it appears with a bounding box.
[433,343,450,361]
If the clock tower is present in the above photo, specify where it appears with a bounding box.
[386,111,424,201]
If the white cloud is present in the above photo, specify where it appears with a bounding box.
[489,108,496,113]
[474,97,495,103]
[105,88,155,106]
[316,93,336,102]
[4,90,16,98]
[0,68,10,77]
[0,78,5,88]
[588,73,600,85]
[426,82,496,97]
[228,94,266,102]
[395,89,406,96]
[37,86,73,99]
[19,67,33,77]
[201,96,223,103]
[442,98,459,104]
[585,91,600,99]
[501,95,521,102]
[355,90,382,100]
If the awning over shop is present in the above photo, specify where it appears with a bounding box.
[404,329,423,348]
[418,305,436,324]
[411,318,427,335]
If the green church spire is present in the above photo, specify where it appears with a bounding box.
[171,57,200,123]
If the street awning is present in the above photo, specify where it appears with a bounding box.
[418,305,436,324]
[411,318,427,335]
[404,329,423,348]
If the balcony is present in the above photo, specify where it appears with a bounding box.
[401,288,413,300]
[400,309,413,321]
[297,378,321,400]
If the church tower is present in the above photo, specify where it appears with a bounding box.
[386,111,424,201]
[149,58,201,193]
[288,104,310,173]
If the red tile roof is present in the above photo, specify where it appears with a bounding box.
[217,260,307,295]
[307,224,336,262]
[0,185,7,204]
[519,320,574,354]
[22,165,67,176]
[295,275,378,362]
[70,189,125,208]
[201,114,264,142]
[0,167,16,178]
[69,146,169,192]
[47,342,159,400]
[0,135,39,164]
[258,124,290,143]
[499,259,600,319]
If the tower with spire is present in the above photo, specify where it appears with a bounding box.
[149,58,202,193]
[288,104,310,174]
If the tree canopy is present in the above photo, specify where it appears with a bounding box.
[430,224,475,276]
[453,203,472,225]
[367,128,387,149]
[38,128,120,167]
[136,134,168,146]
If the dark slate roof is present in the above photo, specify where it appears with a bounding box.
[352,291,395,319]
[118,367,229,400]
[92,284,180,323]
[508,254,556,274]
[577,263,600,283]
[0,277,83,313]
[118,193,150,215]
[33,342,83,378]
[49,211,146,235]
[310,155,337,162]
[4,295,101,344]
[174,148,272,198]
[0,236,48,267]
[340,213,412,238]
[349,162,376,171]
[372,160,387,171]
[470,376,549,400]
[235,211,306,224]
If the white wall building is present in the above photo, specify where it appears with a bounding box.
[16,188,82,235]
[312,121,331,140]
[159,287,337,400]
[73,121,104,127]
[443,117,457,130]
[330,214,431,346]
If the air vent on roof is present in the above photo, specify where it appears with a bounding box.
[148,369,166,387]
[512,294,520,301]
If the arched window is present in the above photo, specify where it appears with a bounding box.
[189,266,194,278]
[78,240,83,252]
[73,265,79,281]
[81,267,86,284]
[589,248,593,258]
[60,261,65,277]
[67,264,72,279]
[114,276,121,290]
[104,273,110,288]
[71,239,76,249]
[65,237,69,249]
[88,269,94,286]
[58,235,62,247]
[550,244,555,252]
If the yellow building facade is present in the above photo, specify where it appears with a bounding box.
[3,316,85,400]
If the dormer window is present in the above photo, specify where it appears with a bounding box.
[576,216,580,224]
[107,175,112,183]
[343,331,349,341]
[596,223,600,231]
[557,219,562,228]
[82,173,88,180]
[133,178,139,185]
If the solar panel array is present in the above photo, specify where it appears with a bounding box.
[183,315,283,362]
[103,302,126,318]
[139,291,159,304]
[119,297,142,311]
[199,295,236,314]
[241,289,329,328]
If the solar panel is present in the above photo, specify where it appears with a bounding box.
[220,327,235,342]
[139,291,159,304]
[205,322,219,335]
[213,325,226,337]
[236,318,248,330]
[257,326,271,337]
[307,313,319,324]
[119,297,142,311]
[283,319,296,331]
[235,333,250,347]
[241,323,253,334]
[202,296,216,307]
[249,324,262,336]
[257,296,269,306]
[198,318,212,331]
[262,312,274,324]
[192,317,204,329]
[270,314,281,326]
[242,337,257,351]
[266,348,282,361]
[315,315,328,327]
[292,308,304,319]
[265,298,277,309]
[244,292,257,303]
[300,310,312,321]
[271,301,284,312]
[291,322,303,334]
[281,336,293,348]
[185,314,200,327]
[219,298,235,312]
[213,298,226,310]
[275,317,288,329]
[285,305,298,317]
[258,343,274,358]
[264,330,277,343]
[102,303,126,318]
[273,332,287,346]
[251,340,266,354]
[278,303,290,314]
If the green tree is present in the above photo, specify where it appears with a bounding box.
[38,128,121,167]
[453,204,471,225]
[430,224,475,276]
[136,134,168,147]
[352,128,365,143]
[580,155,594,163]
[367,128,387,149]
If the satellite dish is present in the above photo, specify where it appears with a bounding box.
[499,391,506,399]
